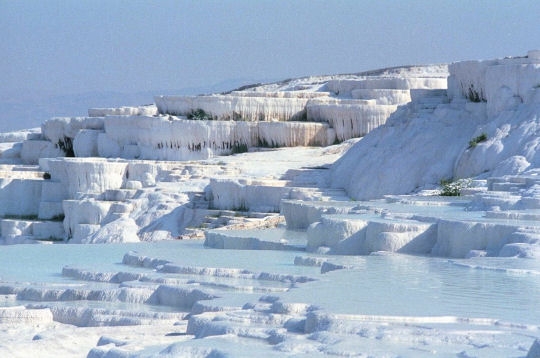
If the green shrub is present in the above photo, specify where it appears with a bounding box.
[231,142,248,154]
[439,178,472,196]
[468,133,487,149]
[187,109,213,121]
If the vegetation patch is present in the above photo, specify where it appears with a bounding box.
[257,137,281,148]
[468,133,487,149]
[187,108,214,121]
[439,178,472,196]
[56,136,74,157]
[231,142,248,154]
[465,84,486,103]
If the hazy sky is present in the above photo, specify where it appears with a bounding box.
[1,0,539,96]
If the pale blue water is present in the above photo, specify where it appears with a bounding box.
[284,254,540,325]
[1,240,539,357]
[1,240,539,327]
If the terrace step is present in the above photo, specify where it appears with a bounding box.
[0,218,65,244]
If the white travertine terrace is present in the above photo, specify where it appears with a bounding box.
[1,55,540,357]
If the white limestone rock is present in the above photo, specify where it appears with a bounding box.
[527,339,540,358]
[0,306,53,324]
[351,88,411,105]
[0,178,42,216]
[209,178,290,212]
[154,94,309,121]
[1,219,33,238]
[40,181,68,202]
[257,121,335,147]
[86,217,140,244]
[38,201,64,220]
[73,129,102,157]
[307,101,397,141]
[70,224,100,243]
[20,140,63,164]
[99,115,336,160]
[491,156,530,177]
[32,221,64,240]
[307,216,436,255]
[45,158,128,198]
[281,200,357,230]
[330,104,479,200]
[88,105,157,117]
[97,132,122,158]
[499,243,540,258]
[41,116,104,146]
[0,142,22,161]
[63,199,112,239]
[0,128,41,143]
[454,104,540,178]
[306,216,368,254]
[325,77,446,95]
[432,219,519,258]
[364,220,437,254]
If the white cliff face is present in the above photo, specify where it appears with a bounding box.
[325,76,447,95]
[41,117,104,146]
[352,88,411,104]
[209,178,290,213]
[329,96,473,200]
[45,158,128,199]
[0,178,43,217]
[6,65,447,166]
[100,115,252,160]
[88,105,158,117]
[0,57,538,252]
[21,140,63,164]
[73,130,101,157]
[331,53,540,200]
[98,115,337,160]
[307,100,398,141]
[154,94,310,121]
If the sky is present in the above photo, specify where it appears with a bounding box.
[0,0,539,130]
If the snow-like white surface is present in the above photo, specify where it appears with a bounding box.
[1,54,540,356]
[331,53,540,200]
[87,104,158,117]
[98,115,336,160]
[154,94,310,121]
